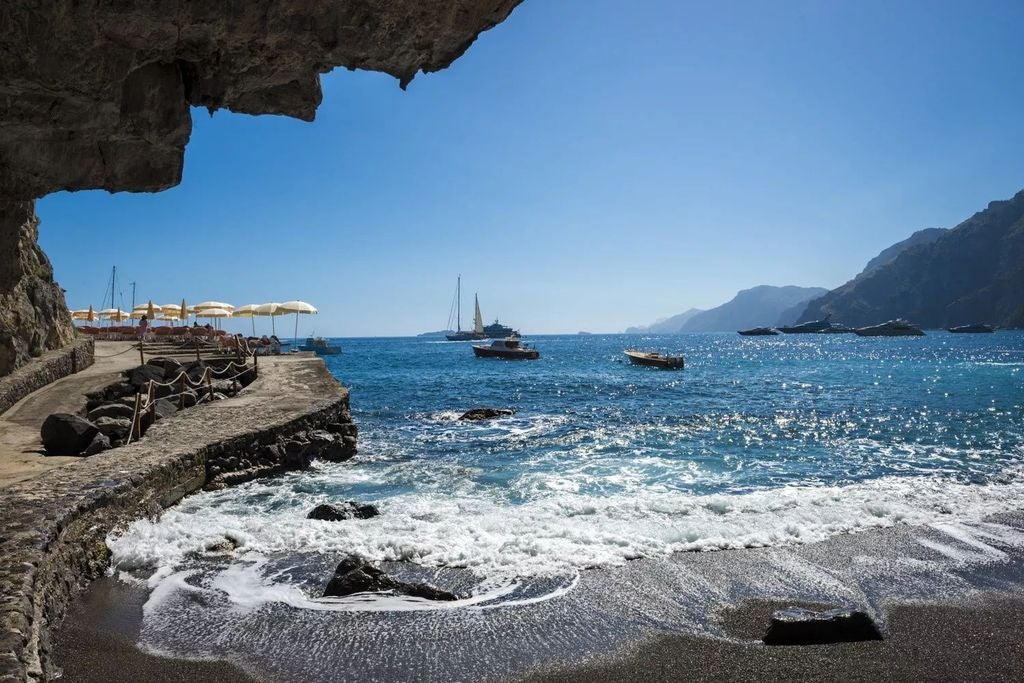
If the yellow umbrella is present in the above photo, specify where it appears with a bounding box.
[180,299,187,324]
[87,305,95,323]
[279,300,318,343]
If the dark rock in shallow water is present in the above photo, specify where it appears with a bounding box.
[763,607,883,646]
[41,413,98,455]
[86,402,135,421]
[459,408,515,421]
[82,432,111,456]
[308,502,379,521]
[322,558,457,601]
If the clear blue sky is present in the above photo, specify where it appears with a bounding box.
[39,0,1024,336]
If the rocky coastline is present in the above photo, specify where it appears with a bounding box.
[0,353,356,681]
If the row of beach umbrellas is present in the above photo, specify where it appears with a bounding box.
[69,300,318,339]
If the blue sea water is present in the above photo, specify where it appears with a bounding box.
[110,332,1024,606]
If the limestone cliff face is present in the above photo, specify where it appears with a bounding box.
[799,189,1024,329]
[0,202,75,376]
[0,1,522,377]
[0,0,522,199]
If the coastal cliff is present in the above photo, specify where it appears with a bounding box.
[799,189,1024,328]
[0,0,523,378]
[0,202,75,377]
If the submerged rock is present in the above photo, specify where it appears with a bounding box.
[308,502,379,521]
[763,607,883,646]
[40,413,98,455]
[459,408,515,421]
[322,558,457,601]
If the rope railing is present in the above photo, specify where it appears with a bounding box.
[124,359,257,446]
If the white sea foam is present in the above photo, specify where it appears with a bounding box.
[109,468,1024,612]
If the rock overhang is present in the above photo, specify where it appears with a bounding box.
[0,0,523,199]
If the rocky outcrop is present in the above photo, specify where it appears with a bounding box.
[459,408,515,421]
[800,189,1024,328]
[0,1,522,380]
[323,557,458,601]
[0,1,522,200]
[763,607,883,646]
[0,202,76,377]
[308,501,379,521]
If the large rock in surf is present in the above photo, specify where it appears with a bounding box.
[308,502,380,521]
[459,408,515,421]
[40,413,99,455]
[323,558,457,601]
[763,607,883,646]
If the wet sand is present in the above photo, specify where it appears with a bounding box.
[53,578,260,683]
[530,597,1024,682]
[56,579,1024,682]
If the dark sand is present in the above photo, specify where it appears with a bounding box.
[53,578,258,683]
[529,597,1024,682]
[56,578,1024,682]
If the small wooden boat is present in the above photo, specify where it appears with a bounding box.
[738,327,778,336]
[472,337,539,360]
[947,324,995,333]
[624,349,684,369]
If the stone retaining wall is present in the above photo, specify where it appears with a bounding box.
[0,337,94,417]
[0,356,353,681]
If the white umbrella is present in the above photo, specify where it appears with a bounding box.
[254,302,282,335]
[194,301,235,312]
[279,300,318,343]
[233,304,261,335]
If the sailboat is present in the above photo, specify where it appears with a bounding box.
[446,276,486,341]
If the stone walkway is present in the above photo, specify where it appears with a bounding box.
[0,349,351,681]
[0,341,138,487]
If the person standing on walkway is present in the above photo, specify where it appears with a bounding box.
[137,314,149,341]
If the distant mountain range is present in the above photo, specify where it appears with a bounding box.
[625,308,703,334]
[799,188,1024,328]
[625,286,827,334]
[857,227,947,277]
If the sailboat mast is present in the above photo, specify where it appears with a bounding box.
[111,266,116,312]
[457,275,461,332]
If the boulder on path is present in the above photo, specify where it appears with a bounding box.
[458,408,514,421]
[152,399,178,420]
[87,402,135,421]
[322,557,457,601]
[307,502,379,521]
[93,416,133,439]
[83,432,111,456]
[126,364,165,388]
[763,607,883,646]
[41,413,99,455]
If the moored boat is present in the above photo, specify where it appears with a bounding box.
[738,327,778,336]
[947,324,995,333]
[445,277,486,341]
[777,316,835,334]
[472,337,540,360]
[854,319,925,337]
[624,349,684,369]
[299,336,341,354]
